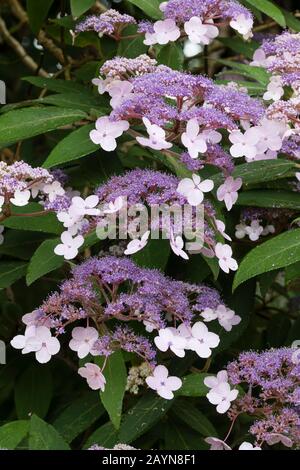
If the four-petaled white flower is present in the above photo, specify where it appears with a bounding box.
[188,322,220,358]
[204,370,229,390]
[145,365,182,399]
[184,17,219,45]
[230,14,253,39]
[57,208,82,229]
[205,437,231,451]
[255,119,284,154]
[239,442,261,450]
[154,327,186,358]
[177,174,214,206]
[215,243,238,273]
[181,118,207,159]
[70,195,100,217]
[10,189,31,207]
[43,181,65,202]
[202,129,222,145]
[108,80,134,109]
[90,116,129,152]
[229,128,260,160]
[245,220,264,241]
[22,310,52,328]
[136,117,172,150]
[69,326,99,359]
[202,305,241,332]
[144,19,180,46]
[206,381,239,413]
[92,77,114,94]
[124,230,150,255]
[170,231,189,260]
[217,176,242,211]
[54,231,84,260]
[78,363,106,391]
[11,325,60,363]
[263,76,284,102]
[103,196,124,214]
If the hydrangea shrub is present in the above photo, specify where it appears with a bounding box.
[0,0,299,452]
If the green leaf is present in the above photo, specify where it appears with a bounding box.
[212,160,296,186]
[203,255,219,280]
[287,316,300,344]
[176,373,209,397]
[96,351,127,430]
[53,392,105,443]
[133,238,170,270]
[0,421,29,449]
[172,400,217,437]
[84,422,119,449]
[118,28,147,58]
[245,0,286,27]
[0,231,47,260]
[285,261,300,284]
[23,76,86,94]
[0,261,27,288]
[15,365,53,420]
[71,0,95,17]
[233,229,300,290]
[267,315,291,348]
[2,203,62,234]
[26,0,54,34]
[217,59,270,85]
[164,421,207,450]
[158,43,184,70]
[29,415,70,450]
[0,107,87,146]
[127,0,163,19]
[26,238,64,286]
[0,302,22,342]
[283,9,300,32]
[237,190,300,210]
[118,392,173,443]
[43,124,98,168]
[217,37,259,59]
[41,92,106,113]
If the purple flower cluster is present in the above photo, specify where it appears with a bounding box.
[109,66,264,127]
[162,0,252,24]
[253,33,300,145]
[99,55,157,79]
[27,255,223,362]
[75,9,136,36]
[96,169,185,206]
[93,168,217,249]
[226,348,300,448]
[261,32,300,77]
[0,160,52,197]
